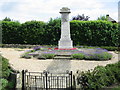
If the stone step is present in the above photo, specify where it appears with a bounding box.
[54,55,72,60]
[56,55,71,57]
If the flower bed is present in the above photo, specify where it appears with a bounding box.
[71,48,112,60]
[20,46,113,60]
[21,46,112,60]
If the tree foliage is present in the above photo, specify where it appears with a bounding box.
[97,15,108,21]
[72,14,90,21]
[2,17,12,21]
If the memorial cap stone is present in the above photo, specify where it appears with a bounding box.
[60,7,71,13]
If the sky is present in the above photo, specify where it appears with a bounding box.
[0,0,119,23]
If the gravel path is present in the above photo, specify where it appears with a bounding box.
[0,48,119,74]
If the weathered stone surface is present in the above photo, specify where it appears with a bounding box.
[16,72,22,89]
[58,7,73,49]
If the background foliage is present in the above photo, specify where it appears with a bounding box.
[1,19,118,46]
[72,14,90,21]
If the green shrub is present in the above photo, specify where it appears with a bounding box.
[37,55,46,59]
[42,53,55,59]
[93,52,112,60]
[77,61,120,90]
[0,79,8,90]
[105,61,120,82]
[1,56,15,90]
[71,51,112,60]
[7,81,15,89]
[100,46,118,51]
[76,46,118,51]
[20,54,32,59]
[37,53,55,59]
[84,54,96,60]
[71,53,85,59]
[1,56,11,78]
[20,49,36,59]
[93,66,116,86]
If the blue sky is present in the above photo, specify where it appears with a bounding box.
[0,0,119,23]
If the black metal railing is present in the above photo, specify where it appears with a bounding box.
[22,70,73,90]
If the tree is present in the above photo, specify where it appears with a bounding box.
[97,15,108,21]
[72,14,90,21]
[2,17,12,21]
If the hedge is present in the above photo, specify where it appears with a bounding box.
[70,20,118,46]
[20,20,46,44]
[43,18,61,45]
[1,19,119,46]
[2,21,21,44]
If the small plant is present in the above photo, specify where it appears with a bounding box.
[71,48,112,60]
[42,53,55,59]
[20,49,36,59]
[30,50,35,52]
[37,54,46,59]
[33,46,42,51]
[20,54,32,59]
[94,52,112,60]
[37,53,55,59]
[0,79,8,90]
[71,53,85,59]
[100,46,118,51]
[84,54,96,60]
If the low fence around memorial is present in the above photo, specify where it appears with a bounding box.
[22,70,75,90]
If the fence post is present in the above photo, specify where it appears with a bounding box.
[45,71,48,90]
[70,71,72,90]
[73,75,76,89]
[22,70,25,90]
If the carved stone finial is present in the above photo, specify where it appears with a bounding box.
[60,7,71,13]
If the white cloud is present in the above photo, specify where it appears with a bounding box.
[0,0,118,23]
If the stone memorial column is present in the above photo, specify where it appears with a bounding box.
[58,7,73,49]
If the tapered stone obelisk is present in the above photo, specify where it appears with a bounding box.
[58,7,73,49]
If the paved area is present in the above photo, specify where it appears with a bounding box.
[0,48,119,74]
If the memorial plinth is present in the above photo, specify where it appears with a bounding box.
[58,7,73,49]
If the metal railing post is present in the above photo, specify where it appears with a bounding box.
[73,75,76,89]
[22,70,25,90]
[45,71,48,90]
[70,71,72,90]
